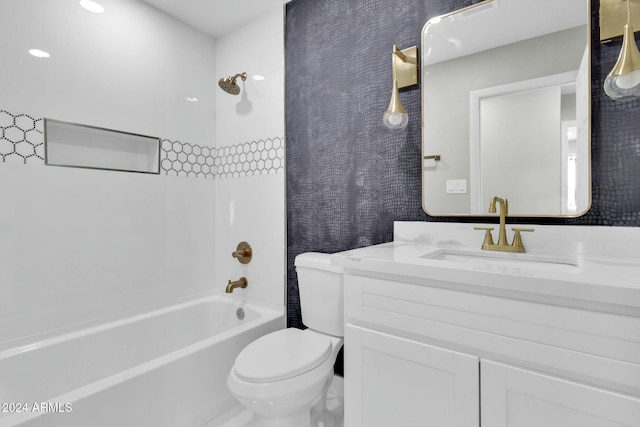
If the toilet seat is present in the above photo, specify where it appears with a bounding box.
[233,328,332,383]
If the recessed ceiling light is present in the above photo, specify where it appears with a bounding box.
[186,97,199,102]
[80,0,104,13]
[252,75,265,81]
[28,49,50,58]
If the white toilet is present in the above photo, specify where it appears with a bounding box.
[227,252,344,427]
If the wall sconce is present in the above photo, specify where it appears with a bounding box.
[383,44,418,129]
[601,0,640,101]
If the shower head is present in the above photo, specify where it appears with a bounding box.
[218,72,247,95]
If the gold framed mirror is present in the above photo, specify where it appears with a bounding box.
[421,0,591,217]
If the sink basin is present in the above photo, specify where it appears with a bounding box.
[419,247,579,273]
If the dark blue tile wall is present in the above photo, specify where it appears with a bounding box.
[286,0,640,328]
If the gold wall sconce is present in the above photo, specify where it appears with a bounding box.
[601,0,640,100]
[383,44,418,129]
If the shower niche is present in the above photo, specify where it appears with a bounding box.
[44,119,161,174]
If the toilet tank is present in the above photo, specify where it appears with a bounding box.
[294,252,344,337]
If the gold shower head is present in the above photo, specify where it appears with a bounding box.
[218,72,247,95]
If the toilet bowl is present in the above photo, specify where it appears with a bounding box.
[227,328,343,427]
[227,252,344,427]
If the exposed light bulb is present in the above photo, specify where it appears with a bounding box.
[605,69,640,100]
[383,110,409,129]
[615,69,640,88]
[252,75,265,81]
[383,81,409,130]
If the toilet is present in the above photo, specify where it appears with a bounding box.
[227,252,344,427]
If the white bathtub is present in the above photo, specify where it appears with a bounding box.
[0,292,284,427]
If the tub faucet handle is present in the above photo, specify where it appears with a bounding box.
[231,241,252,264]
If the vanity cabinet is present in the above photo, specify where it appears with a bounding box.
[343,274,640,426]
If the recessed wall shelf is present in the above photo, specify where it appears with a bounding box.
[44,119,160,174]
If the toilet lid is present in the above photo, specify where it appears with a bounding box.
[233,328,332,383]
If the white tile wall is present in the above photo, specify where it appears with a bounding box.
[0,0,217,146]
[0,163,216,343]
[0,0,287,344]
[0,108,285,342]
[215,173,285,307]
[214,7,286,308]
[1,108,283,179]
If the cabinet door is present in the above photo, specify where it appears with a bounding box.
[345,325,479,427]
[481,360,640,427]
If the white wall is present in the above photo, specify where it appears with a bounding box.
[0,0,217,145]
[214,8,286,308]
[0,0,286,344]
[0,163,215,343]
[0,0,221,344]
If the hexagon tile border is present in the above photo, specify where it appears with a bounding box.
[0,109,283,179]
[0,111,45,164]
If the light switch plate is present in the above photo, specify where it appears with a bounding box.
[446,179,467,194]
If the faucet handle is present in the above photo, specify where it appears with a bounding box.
[231,241,252,264]
[511,228,534,252]
[474,227,495,250]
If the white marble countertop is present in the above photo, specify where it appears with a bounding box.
[331,222,640,311]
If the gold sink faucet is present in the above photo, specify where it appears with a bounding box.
[474,196,534,253]
[489,196,509,247]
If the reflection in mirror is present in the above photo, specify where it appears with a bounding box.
[421,0,590,216]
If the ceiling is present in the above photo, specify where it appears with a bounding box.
[139,0,286,38]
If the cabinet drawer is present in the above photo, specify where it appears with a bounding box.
[345,274,640,395]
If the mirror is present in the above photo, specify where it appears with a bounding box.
[421,0,590,216]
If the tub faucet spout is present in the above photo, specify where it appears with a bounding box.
[226,277,248,293]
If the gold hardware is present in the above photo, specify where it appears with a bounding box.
[473,227,495,249]
[423,155,441,161]
[610,22,640,76]
[218,72,247,95]
[225,277,248,293]
[393,45,418,89]
[489,196,510,247]
[511,228,535,252]
[383,45,418,130]
[476,196,535,252]
[231,241,252,264]
[600,0,640,42]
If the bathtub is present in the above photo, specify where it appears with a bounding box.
[0,292,284,427]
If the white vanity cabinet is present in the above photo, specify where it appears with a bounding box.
[343,273,640,427]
